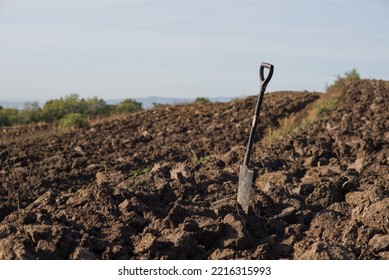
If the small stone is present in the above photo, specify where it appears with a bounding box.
[134,233,157,254]
[141,130,150,137]
[119,200,131,212]
[74,146,85,155]
[348,157,364,172]
[96,172,109,186]
[262,182,275,193]
[304,156,318,167]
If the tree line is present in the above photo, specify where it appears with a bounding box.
[0,94,142,128]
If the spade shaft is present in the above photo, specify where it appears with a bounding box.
[238,62,274,213]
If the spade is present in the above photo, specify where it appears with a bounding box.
[237,62,274,213]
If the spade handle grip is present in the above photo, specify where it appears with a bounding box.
[260,62,274,89]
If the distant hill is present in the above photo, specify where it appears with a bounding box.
[0,101,40,110]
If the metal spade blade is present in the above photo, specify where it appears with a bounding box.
[237,164,254,213]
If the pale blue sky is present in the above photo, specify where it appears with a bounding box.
[0,0,388,101]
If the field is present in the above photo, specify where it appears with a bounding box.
[0,79,388,259]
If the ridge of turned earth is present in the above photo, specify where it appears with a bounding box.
[0,80,388,260]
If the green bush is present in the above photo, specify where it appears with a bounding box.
[59,113,89,128]
[84,96,111,116]
[42,94,84,122]
[327,68,361,95]
[344,68,361,80]
[195,97,211,103]
[41,94,112,122]
[0,108,19,127]
[18,102,42,124]
[112,99,142,113]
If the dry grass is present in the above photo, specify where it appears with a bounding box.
[262,71,359,144]
[88,112,130,126]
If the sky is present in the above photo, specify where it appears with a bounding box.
[0,0,388,101]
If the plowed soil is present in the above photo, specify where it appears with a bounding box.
[0,80,388,260]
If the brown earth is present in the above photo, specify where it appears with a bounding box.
[0,80,388,260]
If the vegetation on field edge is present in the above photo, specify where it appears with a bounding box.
[0,94,142,128]
[262,69,361,144]
[1,69,360,135]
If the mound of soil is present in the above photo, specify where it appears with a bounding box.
[0,81,388,260]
